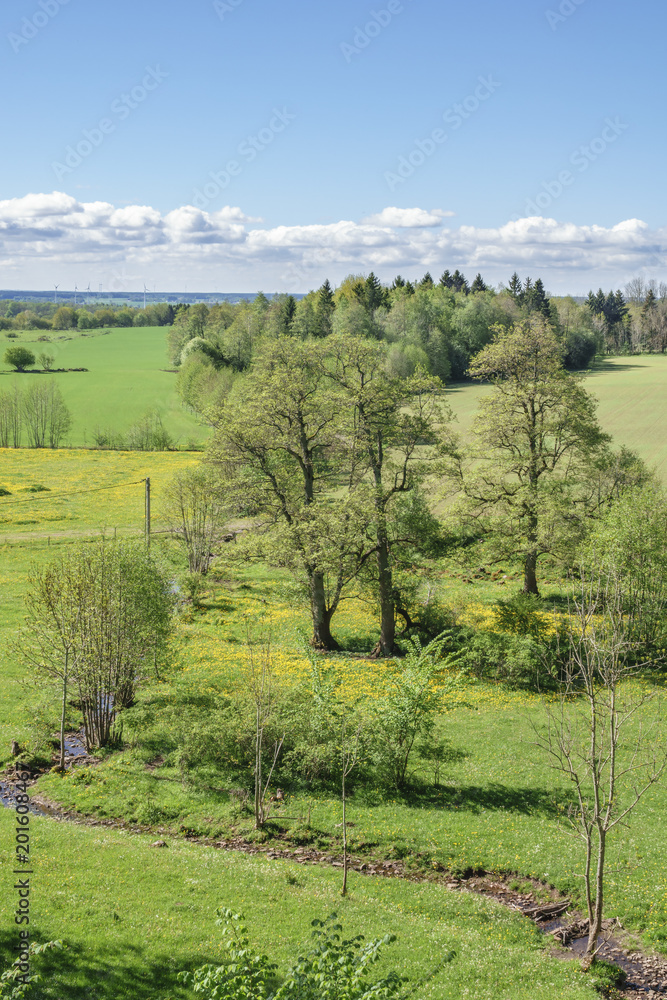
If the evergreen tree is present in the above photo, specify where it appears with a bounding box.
[439,269,453,289]
[282,295,297,334]
[364,271,388,314]
[470,273,488,294]
[314,279,335,338]
[587,289,606,317]
[451,270,469,294]
[392,275,406,290]
[420,272,435,289]
[508,272,523,301]
[530,278,551,318]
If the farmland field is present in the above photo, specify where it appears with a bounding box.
[0,328,208,448]
[2,332,667,477]
[446,354,667,482]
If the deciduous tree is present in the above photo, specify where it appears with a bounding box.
[448,318,610,594]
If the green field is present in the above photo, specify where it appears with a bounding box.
[3,330,667,477]
[446,355,667,482]
[2,347,667,997]
[1,328,208,448]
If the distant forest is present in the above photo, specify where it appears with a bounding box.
[2,273,666,410]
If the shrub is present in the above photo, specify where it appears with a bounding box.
[177,909,405,1000]
[370,632,464,788]
[456,628,542,686]
[4,346,35,371]
[491,592,553,641]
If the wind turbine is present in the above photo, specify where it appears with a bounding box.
[54,284,59,304]
[86,283,91,303]
[143,283,148,310]
[74,285,78,306]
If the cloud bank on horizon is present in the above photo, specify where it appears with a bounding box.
[1,191,665,295]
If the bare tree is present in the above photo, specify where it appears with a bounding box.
[533,559,667,961]
[340,718,362,897]
[0,385,24,448]
[22,381,71,448]
[162,465,229,575]
[244,634,284,829]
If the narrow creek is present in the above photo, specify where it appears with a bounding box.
[1,730,88,816]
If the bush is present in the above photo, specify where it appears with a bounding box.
[4,346,35,371]
[491,592,553,641]
[565,330,597,370]
[369,632,463,788]
[177,909,405,1000]
[457,627,547,688]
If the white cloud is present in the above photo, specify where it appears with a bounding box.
[1,193,665,294]
[362,207,454,228]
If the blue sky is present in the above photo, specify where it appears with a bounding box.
[1,0,665,293]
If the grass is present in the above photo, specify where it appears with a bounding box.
[0,448,199,538]
[0,808,600,1000]
[446,355,667,482]
[0,328,208,448]
[20,559,667,957]
[2,334,667,478]
[2,353,667,994]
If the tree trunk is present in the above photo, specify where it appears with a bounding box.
[341,769,348,897]
[310,571,340,650]
[254,706,263,829]
[523,550,539,596]
[370,534,396,658]
[59,651,68,771]
[587,828,606,956]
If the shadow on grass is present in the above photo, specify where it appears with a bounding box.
[0,930,216,1000]
[589,360,646,373]
[400,781,576,818]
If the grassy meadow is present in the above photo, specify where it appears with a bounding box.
[1,347,667,997]
[446,354,667,482]
[1,328,208,448]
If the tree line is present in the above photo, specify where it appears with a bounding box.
[587,278,667,353]
[171,271,602,418]
[0,381,71,448]
[0,300,175,332]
